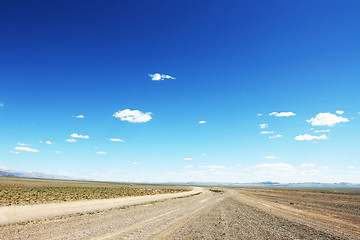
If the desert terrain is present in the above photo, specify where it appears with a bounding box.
[0,178,359,239]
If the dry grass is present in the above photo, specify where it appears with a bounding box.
[0,177,189,206]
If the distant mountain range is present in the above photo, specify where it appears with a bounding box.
[1,169,359,188]
[0,169,75,180]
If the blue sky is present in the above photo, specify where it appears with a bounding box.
[0,0,359,183]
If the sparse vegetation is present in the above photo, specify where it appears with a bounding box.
[0,177,189,206]
[209,189,224,193]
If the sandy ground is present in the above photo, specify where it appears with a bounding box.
[0,187,201,225]
[1,187,359,239]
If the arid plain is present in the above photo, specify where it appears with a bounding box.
[0,177,359,239]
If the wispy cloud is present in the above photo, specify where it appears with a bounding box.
[300,163,315,168]
[45,141,52,145]
[97,152,107,154]
[17,143,28,146]
[66,139,77,143]
[295,134,327,141]
[0,103,4,107]
[149,73,175,81]
[185,165,193,168]
[184,157,192,161]
[268,134,283,139]
[113,109,152,123]
[109,138,125,142]
[10,151,19,154]
[269,112,296,117]
[75,115,84,118]
[259,124,268,129]
[257,113,263,116]
[252,162,294,171]
[264,156,276,159]
[14,146,39,152]
[260,131,274,134]
[307,112,349,126]
[198,120,206,124]
[71,133,90,139]
[199,165,226,169]
[314,129,330,133]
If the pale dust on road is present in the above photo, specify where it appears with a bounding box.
[1,187,359,240]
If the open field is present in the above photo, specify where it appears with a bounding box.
[0,177,189,206]
[1,183,359,239]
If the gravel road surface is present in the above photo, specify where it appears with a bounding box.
[1,187,359,239]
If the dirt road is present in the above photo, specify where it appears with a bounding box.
[1,187,359,239]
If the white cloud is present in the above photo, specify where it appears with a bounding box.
[14,146,39,152]
[198,120,206,124]
[314,130,331,133]
[259,124,268,129]
[306,113,349,126]
[0,166,8,170]
[260,131,274,134]
[55,151,61,154]
[17,143,28,146]
[185,165,193,168]
[10,151,19,154]
[149,73,175,81]
[201,153,207,156]
[0,103,4,107]
[45,141,52,145]
[66,139,77,143]
[184,158,192,161]
[97,152,107,154]
[199,165,226,169]
[257,113,263,116]
[75,115,84,118]
[347,166,355,169]
[70,133,90,139]
[321,166,329,169]
[295,134,328,141]
[268,134,283,139]
[109,138,125,142]
[264,156,276,159]
[113,109,152,123]
[269,112,296,117]
[132,162,138,165]
[336,110,344,115]
[300,163,315,168]
[252,162,294,171]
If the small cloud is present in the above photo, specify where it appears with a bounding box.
[268,134,283,139]
[10,151,19,154]
[321,166,329,169]
[16,143,28,146]
[71,133,90,139]
[252,162,294,171]
[300,163,315,168]
[97,152,107,154]
[0,103,4,107]
[257,113,263,116]
[14,146,39,152]
[109,138,125,142]
[269,112,296,117]
[185,165,193,168]
[198,120,206,124]
[132,162,138,165]
[45,141,52,145]
[259,124,268,129]
[260,131,274,134]
[236,164,242,167]
[55,151,61,154]
[264,156,276,159]
[336,110,344,115]
[75,115,85,118]
[201,153,207,156]
[314,130,331,133]
[184,158,192,161]
[149,73,175,81]
[306,113,349,126]
[66,139,77,143]
[347,166,355,169]
[295,134,327,141]
[113,109,152,123]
